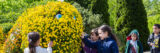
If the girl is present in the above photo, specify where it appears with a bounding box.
[147,24,160,53]
[125,29,143,53]
[82,28,99,53]
[24,32,53,53]
[81,25,119,53]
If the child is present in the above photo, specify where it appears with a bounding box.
[125,29,143,53]
[82,28,99,53]
[81,25,119,53]
[24,32,53,53]
[147,24,160,53]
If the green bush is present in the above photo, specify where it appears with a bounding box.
[0,23,13,33]
[0,0,55,33]
[148,14,160,33]
[72,2,102,33]
[67,0,109,24]
[115,0,150,51]
[67,0,96,9]
[108,0,117,28]
[92,0,110,24]
[143,0,160,33]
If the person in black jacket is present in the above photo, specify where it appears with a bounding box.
[147,24,160,53]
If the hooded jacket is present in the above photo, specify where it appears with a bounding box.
[125,29,143,53]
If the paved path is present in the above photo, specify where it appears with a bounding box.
[144,51,150,53]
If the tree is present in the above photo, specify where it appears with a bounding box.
[0,0,55,33]
[72,2,102,33]
[92,0,110,25]
[108,0,117,28]
[67,0,109,24]
[143,0,160,33]
[66,0,96,9]
[115,0,150,50]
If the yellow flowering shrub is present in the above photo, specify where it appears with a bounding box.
[0,27,3,52]
[3,32,22,53]
[0,27,3,43]
[4,1,83,53]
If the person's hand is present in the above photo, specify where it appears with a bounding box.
[150,43,154,46]
[81,32,85,39]
[48,41,53,47]
[81,42,85,47]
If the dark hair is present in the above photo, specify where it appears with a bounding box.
[28,32,40,53]
[99,25,118,44]
[154,24,160,29]
[91,28,99,36]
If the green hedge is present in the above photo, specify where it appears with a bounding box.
[115,0,150,51]
[148,14,160,33]
[72,2,102,33]
[92,0,109,24]
[0,0,56,33]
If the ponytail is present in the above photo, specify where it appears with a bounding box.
[28,32,40,53]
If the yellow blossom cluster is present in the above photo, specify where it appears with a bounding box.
[0,27,4,52]
[0,27,3,43]
[4,1,83,53]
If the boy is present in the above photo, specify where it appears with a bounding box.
[148,24,160,53]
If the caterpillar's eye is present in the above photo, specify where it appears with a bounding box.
[74,16,76,20]
[56,14,62,19]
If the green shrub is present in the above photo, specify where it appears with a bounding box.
[0,23,13,33]
[67,0,109,24]
[92,0,109,24]
[0,0,55,33]
[148,14,160,33]
[108,0,117,28]
[115,0,150,51]
[72,2,102,33]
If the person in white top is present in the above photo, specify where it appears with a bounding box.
[24,32,53,53]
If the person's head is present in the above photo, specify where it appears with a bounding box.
[90,28,99,41]
[98,25,118,42]
[128,29,139,41]
[153,24,160,34]
[131,33,138,41]
[28,32,40,53]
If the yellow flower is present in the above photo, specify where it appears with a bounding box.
[4,1,83,53]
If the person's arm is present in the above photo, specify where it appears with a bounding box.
[24,48,29,53]
[83,45,90,53]
[138,41,143,53]
[125,41,130,53]
[37,47,52,53]
[158,36,160,50]
[82,36,99,48]
[39,41,53,53]
[147,34,153,46]
[47,47,52,53]
[111,41,119,53]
